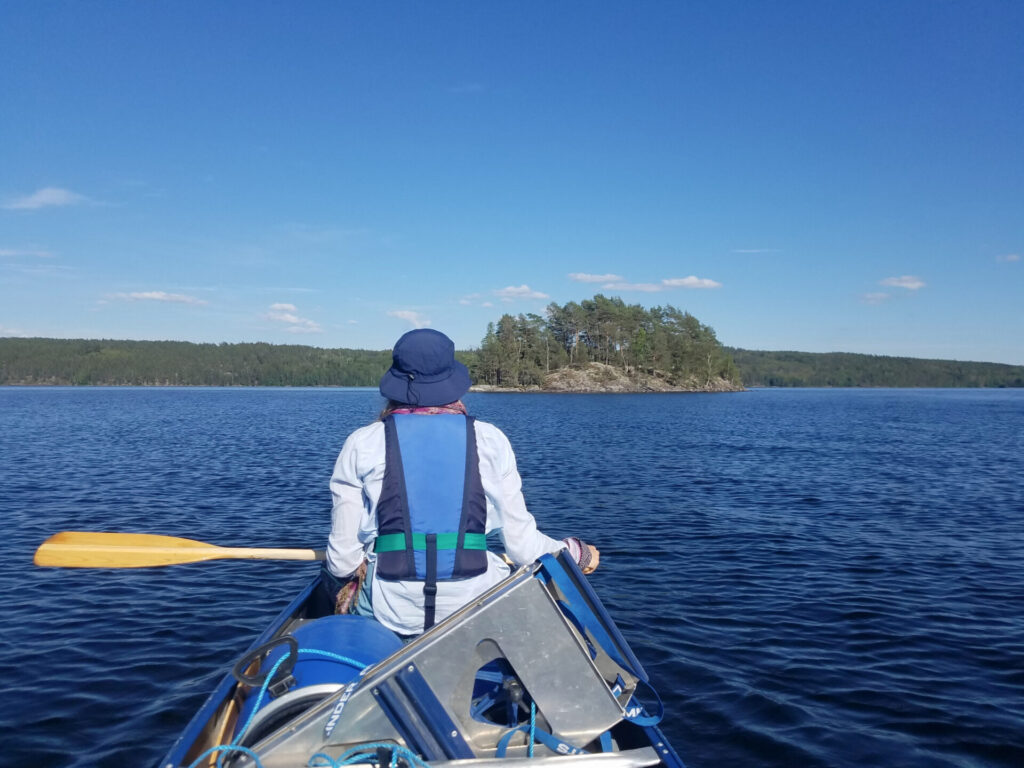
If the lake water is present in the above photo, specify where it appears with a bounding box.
[1,387,1022,768]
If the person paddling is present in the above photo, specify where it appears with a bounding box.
[322,328,599,636]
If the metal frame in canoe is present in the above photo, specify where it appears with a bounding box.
[158,553,686,768]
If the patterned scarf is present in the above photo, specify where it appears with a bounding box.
[389,400,468,416]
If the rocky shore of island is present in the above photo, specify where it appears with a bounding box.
[469,362,746,394]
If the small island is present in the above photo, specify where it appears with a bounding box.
[468,295,743,393]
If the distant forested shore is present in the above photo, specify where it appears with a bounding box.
[728,348,1024,388]
[2,326,1022,390]
[0,338,393,387]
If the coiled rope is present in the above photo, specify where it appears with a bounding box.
[308,742,432,768]
[184,645,371,768]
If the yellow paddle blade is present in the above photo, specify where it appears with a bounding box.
[34,531,324,568]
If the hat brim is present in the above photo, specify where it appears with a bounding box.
[379,360,472,407]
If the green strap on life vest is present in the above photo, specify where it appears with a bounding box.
[374,532,487,553]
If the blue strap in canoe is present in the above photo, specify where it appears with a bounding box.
[495,722,588,757]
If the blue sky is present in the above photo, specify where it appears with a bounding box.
[2,1,1021,364]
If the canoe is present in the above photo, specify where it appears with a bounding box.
[159,551,686,768]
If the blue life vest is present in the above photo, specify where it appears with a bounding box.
[375,414,488,629]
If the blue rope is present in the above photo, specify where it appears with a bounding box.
[187,744,264,768]
[528,702,536,758]
[217,645,371,767]
[307,742,431,768]
[227,653,292,760]
[299,648,369,669]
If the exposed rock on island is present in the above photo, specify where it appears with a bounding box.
[470,362,745,393]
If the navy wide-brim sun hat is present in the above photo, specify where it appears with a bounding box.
[379,328,472,407]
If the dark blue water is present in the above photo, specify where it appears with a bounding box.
[2,388,1022,768]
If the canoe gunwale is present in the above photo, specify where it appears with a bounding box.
[157,576,322,768]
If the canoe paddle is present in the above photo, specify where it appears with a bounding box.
[34,531,325,569]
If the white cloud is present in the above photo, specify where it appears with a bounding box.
[482,301,494,308]
[0,324,30,336]
[388,310,430,328]
[2,187,90,210]
[494,285,550,302]
[602,282,664,292]
[996,253,1020,263]
[267,303,322,333]
[571,274,724,293]
[662,276,722,289]
[459,293,482,306]
[862,292,891,305]
[568,272,625,283]
[112,291,208,305]
[880,275,925,291]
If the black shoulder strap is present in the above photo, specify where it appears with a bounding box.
[423,533,438,631]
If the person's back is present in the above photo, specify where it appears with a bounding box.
[323,329,598,637]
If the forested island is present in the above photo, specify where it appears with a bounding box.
[2,294,1022,389]
[472,296,741,391]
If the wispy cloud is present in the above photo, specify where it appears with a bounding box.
[111,291,209,305]
[448,83,486,94]
[266,302,322,333]
[880,275,925,291]
[6,263,74,278]
[494,285,550,302]
[459,292,501,309]
[591,275,723,292]
[568,272,625,283]
[0,324,30,337]
[2,187,91,210]
[662,276,722,289]
[388,309,430,328]
[996,253,1020,263]
[0,247,54,258]
[0,247,66,277]
[862,292,891,305]
[602,282,664,292]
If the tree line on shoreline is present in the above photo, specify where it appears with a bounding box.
[0,338,393,387]
[728,348,1024,388]
[2,298,1022,388]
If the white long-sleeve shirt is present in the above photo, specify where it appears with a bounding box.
[327,417,566,635]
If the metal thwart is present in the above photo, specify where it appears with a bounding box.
[232,553,658,768]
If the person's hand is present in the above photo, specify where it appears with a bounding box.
[582,544,600,574]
